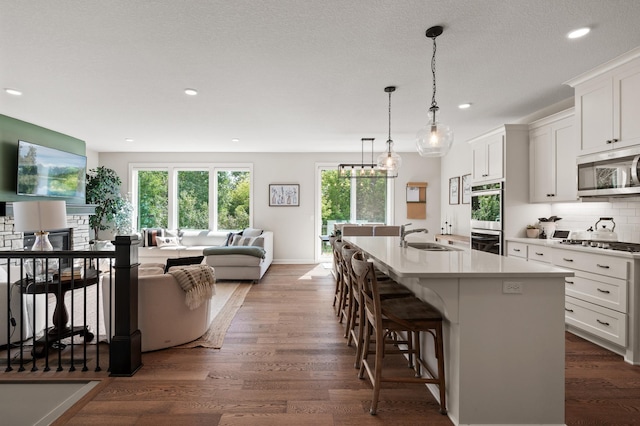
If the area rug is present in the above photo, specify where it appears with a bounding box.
[176,282,252,349]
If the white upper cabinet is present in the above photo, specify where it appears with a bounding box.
[529,109,577,203]
[567,50,640,155]
[471,131,504,183]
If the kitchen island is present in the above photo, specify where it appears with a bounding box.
[345,236,573,426]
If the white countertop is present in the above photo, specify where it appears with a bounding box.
[344,236,573,278]
[506,237,640,259]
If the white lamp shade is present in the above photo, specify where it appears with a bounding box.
[13,200,68,232]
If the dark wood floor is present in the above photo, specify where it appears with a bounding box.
[48,264,640,425]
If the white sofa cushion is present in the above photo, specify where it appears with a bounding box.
[206,254,262,267]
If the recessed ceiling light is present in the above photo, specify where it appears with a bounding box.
[567,27,590,39]
[5,88,22,96]
[184,88,198,96]
[232,138,240,143]
[458,103,472,109]
[125,138,134,142]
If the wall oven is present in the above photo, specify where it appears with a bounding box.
[470,182,503,255]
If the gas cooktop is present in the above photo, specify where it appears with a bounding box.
[559,239,640,252]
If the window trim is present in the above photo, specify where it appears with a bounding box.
[129,162,254,231]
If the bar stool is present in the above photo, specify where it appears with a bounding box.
[351,252,447,415]
[341,246,413,367]
[329,236,342,306]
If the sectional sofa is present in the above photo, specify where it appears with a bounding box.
[138,228,273,282]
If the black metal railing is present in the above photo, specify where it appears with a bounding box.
[0,235,141,376]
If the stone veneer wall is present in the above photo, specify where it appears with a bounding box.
[0,214,91,251]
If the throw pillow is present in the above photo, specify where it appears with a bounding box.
[224,231,241,246]
[164,256,205,273]
[242,228,263,237]
[164,228,183,240]
[144,228,164,247]
[156,236,179,248]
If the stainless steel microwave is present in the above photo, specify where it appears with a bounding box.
[577,146,640,197]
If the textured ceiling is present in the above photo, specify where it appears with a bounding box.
[2,1,640,153]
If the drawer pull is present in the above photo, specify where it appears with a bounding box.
[562,258,574,262]
[535,252,544,256]
[565,308,574,313]
[597,288,611,294]
[596,264,610,269]
[596,319,610,327]
[513,248,521,252]
[565,280,574,284]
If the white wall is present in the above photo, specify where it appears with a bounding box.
[98,151,440,263]
[439,141,472,236]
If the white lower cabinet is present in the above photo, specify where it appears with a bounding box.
[552,249,629,348]
[505,239,640,362]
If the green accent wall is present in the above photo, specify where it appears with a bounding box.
[0,114,86,203]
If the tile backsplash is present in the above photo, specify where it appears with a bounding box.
[550,198,640,243]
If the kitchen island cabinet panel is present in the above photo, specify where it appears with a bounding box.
[345,236,570,426]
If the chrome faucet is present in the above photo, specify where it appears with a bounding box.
[400,223,429,247]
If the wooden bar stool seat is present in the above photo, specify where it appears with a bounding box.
[351,252,447,416]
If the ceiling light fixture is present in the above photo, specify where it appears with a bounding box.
[376,86,402,177]
[338,138,397,179]
[416,25,454,157]
[232,138,240,143]
[5,88,22,96]
[458,103,472,109]
[184,88,198,96]
[125,138,134,142]
[567,27,590,39]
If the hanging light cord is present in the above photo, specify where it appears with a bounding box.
[430,34,439,115]
[387,90,392,146]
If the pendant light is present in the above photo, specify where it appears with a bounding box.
[376,86,402,177]
[416,25,454,157]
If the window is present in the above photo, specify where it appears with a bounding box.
[131,164,252,231]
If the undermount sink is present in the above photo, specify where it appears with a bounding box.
[406,242,452,251]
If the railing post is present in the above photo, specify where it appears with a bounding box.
[109,235,142,376]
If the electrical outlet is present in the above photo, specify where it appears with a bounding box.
[503,281,523,294]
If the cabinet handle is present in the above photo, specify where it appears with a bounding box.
[535,252,544,256]
[606,139,613,144]
[612,138,619,143]
[482,173,488,177]
[597,288,611,294]
[565,308,574,313]
[513,248,521,252]
[596,264,610,269]
[562,258,574,262]
[596,319,610,327]
[565,280,574,284]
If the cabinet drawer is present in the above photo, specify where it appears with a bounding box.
[553,250,629,279]
[565,296,627,347]
[507,242,527,259]
[565,271,627,313]
[527,245,553,263]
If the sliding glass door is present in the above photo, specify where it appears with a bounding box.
[316,164,393,261]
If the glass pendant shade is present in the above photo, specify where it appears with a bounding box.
[377,140,402,175]
[416,117,454,157]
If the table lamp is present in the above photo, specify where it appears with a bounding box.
[13,200,68,251]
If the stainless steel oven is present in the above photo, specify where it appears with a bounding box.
[471,182,503,255]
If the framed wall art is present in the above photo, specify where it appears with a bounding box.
[269,184,300,206]
[461,174,471,204]
[449,176,459,205]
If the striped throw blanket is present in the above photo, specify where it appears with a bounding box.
[168,264,216,310]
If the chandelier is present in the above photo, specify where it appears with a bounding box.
[416,25,454,157]
[376,86,402,175]
[338,138,398,179]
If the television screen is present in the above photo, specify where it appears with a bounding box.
[17,140,87,199]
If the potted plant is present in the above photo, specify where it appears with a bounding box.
[86,166,127,240]
[526,225,540,239]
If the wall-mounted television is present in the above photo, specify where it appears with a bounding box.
[17,140,87,199]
